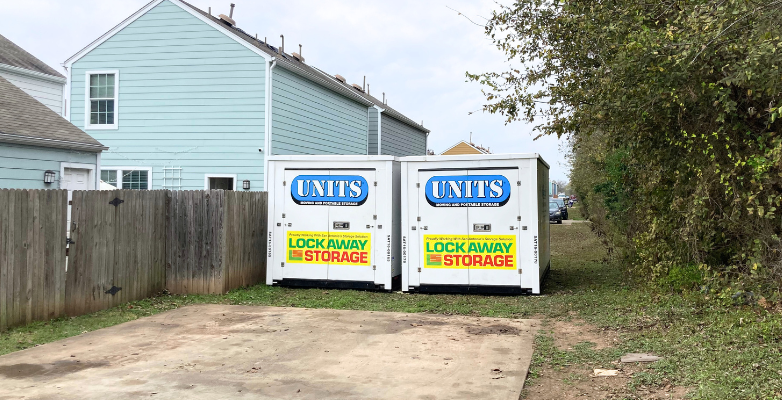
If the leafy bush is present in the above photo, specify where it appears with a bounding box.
[469,0,782,295]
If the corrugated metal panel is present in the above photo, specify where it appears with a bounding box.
[0,143,96,189]
[69,0,266,190]
[271,67,368,156]
[379,114,426,157]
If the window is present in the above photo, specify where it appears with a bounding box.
[85,70,119,129]
[101,170,118,188]
[100,167,151,189]
[204,174,237,190]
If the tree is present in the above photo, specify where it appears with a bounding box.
[469,0,782,292]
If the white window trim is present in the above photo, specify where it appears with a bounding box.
[204,174,237,190]
[59,162,97,190]
[85,70,119,130]
[101,166,152,189]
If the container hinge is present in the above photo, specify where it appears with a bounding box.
[374,181,377,186]
[518,269,523,274]
[373,215,377,220]
[417,267,421,272]
[282,213,286,218]
[283,181,286,186]
[372,265,376,270]
[281,262,285,268]
[517,181,521,186]
[416,183,420,188]
[522,226,528,230]
[517,216,521,221]
[417,216,421,222]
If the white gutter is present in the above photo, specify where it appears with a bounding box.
[263,58,277,191]
[0,132,107,152]
[0,63,66,84]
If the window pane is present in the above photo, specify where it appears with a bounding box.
[99,100,106,112]
[99,112,106,124]
[90,100,99,113]
[106,75,115,97]
[106,112,114,125]
[101,170,117,187]
[99,74,106,87]
[90,74,99,87]
[90,113,98,124]
[90,86,98,98]
[106,100,114,113]
[122,170,149,190]
[99,83,107,98]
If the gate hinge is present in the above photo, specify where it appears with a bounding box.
[109,197,124,207]
[65,237,75,245]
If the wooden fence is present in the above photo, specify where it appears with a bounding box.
[0,189,267,331]
[0,190,67,331]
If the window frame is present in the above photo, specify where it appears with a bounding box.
[100,166,152,190]
[84,70,119,130]
[204,174,237,191]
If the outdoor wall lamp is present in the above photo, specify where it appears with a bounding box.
[44,170,56,184]
[242,180,250,190]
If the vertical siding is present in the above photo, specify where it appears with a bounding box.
[0,70,63,115]
[69,0,266,190]
[379,114,427,157]
[271,67,368,155]
[368,107,379,155]
[0,143,96,189]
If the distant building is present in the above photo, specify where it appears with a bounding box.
[0,34,66,115]
[440,140,491,155]
[63,0,429,191]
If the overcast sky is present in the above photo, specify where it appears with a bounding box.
[0,0,570,181]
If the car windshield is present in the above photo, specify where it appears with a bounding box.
[549,202,559,211]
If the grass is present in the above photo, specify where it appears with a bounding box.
[3,223,782,398]
[567,204,585,220]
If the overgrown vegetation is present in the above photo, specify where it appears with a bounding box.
[3,224,782,398]
[468,0,782,298]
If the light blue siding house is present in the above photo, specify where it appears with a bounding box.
[64,0,429,191]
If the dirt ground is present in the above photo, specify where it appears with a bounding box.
[522,319,689,400]
[0,305,539,400]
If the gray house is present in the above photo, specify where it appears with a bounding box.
[0,75,106,190]
[0,34,66,116]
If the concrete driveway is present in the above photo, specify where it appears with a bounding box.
[0,305,538,400]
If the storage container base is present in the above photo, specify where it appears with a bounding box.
[273,279,387,291]
[413,285,533,295]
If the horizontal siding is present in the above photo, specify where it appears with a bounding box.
[368,108,379,155]
[380,114,427,157]
[70,0,266,190]
[0,70,64,115]
[271,67,368,155]
[442,142,483,155]
[0,143,96,189]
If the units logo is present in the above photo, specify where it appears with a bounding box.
[424,175,511,207]
[291,175,368,206]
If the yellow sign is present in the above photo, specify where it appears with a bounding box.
[286,231,372,266]
[423,234,516,270]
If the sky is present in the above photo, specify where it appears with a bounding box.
[0,0,570,181]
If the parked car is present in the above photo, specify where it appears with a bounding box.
[550,197,569,220]
[549,201,563,224]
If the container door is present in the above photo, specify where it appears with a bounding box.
[467,169,521,286]
[326,170,377,283]
[417,170,470,285]
[282,169,330,280]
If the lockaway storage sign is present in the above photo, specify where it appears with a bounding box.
[287,231,372,266]
[423,235,516,269]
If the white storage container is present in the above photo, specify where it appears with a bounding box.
[400,154,550,294]
[266,156,401,290]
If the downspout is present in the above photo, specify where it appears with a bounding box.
[373,105,384,155]
[264,58,276,191]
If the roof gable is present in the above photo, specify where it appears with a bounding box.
[440,140,490,155]
[0,34,64,78]
[0,76,105,151]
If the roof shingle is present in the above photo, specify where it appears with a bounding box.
[0,34,64,78]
